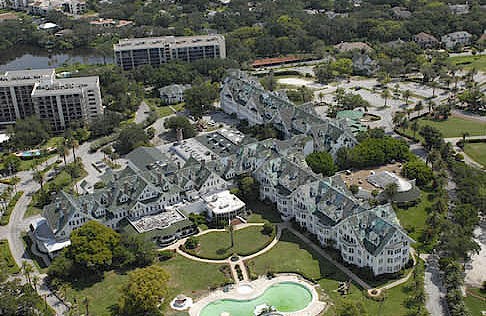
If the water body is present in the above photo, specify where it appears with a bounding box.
[0,45,113,71]
[200,282,313,316]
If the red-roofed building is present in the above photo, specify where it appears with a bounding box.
[251,56,306,68]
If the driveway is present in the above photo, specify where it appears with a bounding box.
[135,100,150,124]
[421,254,447,316]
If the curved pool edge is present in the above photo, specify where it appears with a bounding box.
[188,274,326,316]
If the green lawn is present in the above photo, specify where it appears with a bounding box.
[187,225,275,259]
[464,142,486,167]
[64,254,231,316]
[464,288,486,316]
[145,98,184,118]
[245,198,283,224]
[449,54,486,71]
[418,117,486,138]
[0,191,23,226]
[0,240,19,274]
[395,191,436,251]
[25,162,87,219]
[247,229,422,316]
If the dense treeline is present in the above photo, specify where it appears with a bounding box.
[336,133,410,169]
[48,221,155,285]
[5,0,485,63]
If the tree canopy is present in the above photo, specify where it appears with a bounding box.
[117,265,170,316]
[66,220,121,272]
[164,116,197,139]
[184,80,220,118]
[7,116,50,149]
[114,124,149,155]
[305,151,336,176]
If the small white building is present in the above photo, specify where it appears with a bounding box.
[203,190,246,223]
[159,84,191,105]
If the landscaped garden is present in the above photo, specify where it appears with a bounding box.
[395,191,436,251]
[464,142,486,167]
[185,225,275,260]
[63,254,231,316]
[246,230,423,316]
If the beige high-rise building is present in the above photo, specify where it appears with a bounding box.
[114,35,226,70]
[0,69,103,132]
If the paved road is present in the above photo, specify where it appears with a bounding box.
[3,161,70,315]
[1,138,112,315]
[421,254,447,316]
[444,135,486,169]
[135,100,150,124]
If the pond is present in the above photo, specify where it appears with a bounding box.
[0,45,113,71]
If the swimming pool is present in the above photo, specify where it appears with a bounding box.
[199,282,312,316]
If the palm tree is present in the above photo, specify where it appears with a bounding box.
[461,131,470,146]
[411,120,419,138]
[393,111,406,128]
[427,100,436,114]
[22,261,34,288]
[229,223,234,248]
[32,274,39,291]
[69,138,79,162]
[430,81,438,98]
[384,183,398,201]
[381,89,391,107]
[33,169,44,192]
[318,91,324,102]
[57,138,69,165]
[402,89,411,105]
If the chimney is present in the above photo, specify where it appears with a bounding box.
[176,128,183,143]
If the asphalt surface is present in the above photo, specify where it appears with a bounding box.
[421,254,448,316]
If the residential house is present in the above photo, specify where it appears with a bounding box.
[390,6,412,19]
[159,84,191,105]
[448,3,469,14]
[413,32,439,49]
[441,31,473,49]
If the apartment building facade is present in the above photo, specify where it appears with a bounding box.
[114,35,226,70]
[0,69,103,131]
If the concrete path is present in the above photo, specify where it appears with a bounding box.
[2,136,115,315]
[421,254,447,316]
[286,226,372,290]
[444,136,486,169]
[376,248,417,291]
[135,100,150,124]
[170,224,281,283]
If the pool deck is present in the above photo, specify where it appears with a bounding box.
[188,274,326,316]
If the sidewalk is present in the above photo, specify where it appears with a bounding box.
[287,226,372,290]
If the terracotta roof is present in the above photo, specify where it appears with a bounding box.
[251,56,303,67]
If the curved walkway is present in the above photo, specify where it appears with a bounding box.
[175,224,281,265]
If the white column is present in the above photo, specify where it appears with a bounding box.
[56,95,65,128]
[9,86,21,119]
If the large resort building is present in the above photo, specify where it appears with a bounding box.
[31,72,412,276]
[0,69,103,131]
[114,35,226,70]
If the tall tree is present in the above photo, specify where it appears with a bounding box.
[381,88,391,107]
[118,265,169,316]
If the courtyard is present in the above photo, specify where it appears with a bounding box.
[184,225,276,260]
